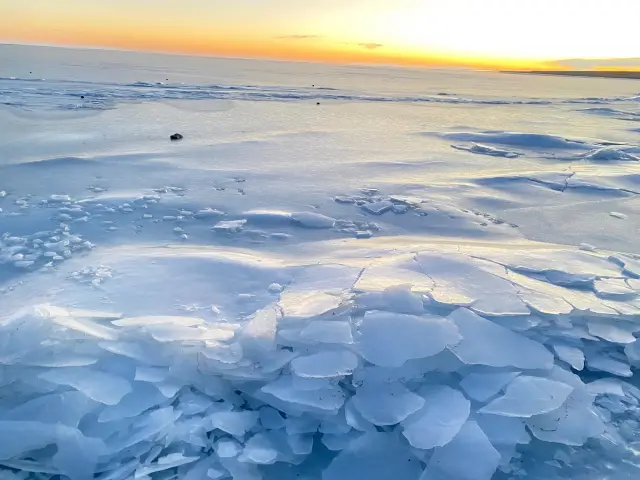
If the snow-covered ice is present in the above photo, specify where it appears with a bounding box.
[290,212,336,229]
[452,142,521,158]
[2,44,640,479]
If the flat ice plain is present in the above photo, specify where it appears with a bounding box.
[1,44,640,479]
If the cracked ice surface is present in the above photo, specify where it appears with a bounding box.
[2,240,640,479]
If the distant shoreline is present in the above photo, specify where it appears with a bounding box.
[503,70,640,80]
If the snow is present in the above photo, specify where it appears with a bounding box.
[361,201,394,215]
[194,208,224,219]
[452,142,521,158]
[581,146,640,162]
[415,252,530,316]
[593,278,637,298]
[290,212,336,229]
[440,131,598,149]
[2,44,640,479]
[212,219,247,233]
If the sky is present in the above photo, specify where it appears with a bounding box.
[2,0,640,69]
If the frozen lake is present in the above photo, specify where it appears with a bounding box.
[1,44,640,479]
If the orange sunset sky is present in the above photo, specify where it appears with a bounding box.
[1,0,639,70]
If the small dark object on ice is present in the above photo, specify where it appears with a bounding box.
[80,95,85,99]
[170,133,184,141]
[316,102,320,105]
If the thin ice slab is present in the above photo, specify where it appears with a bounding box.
[402,385,470,449]
[323,432,422,480]
[356,311,460,367]
[291,350,359,378]
[448,308,553,370]
[479,376,574,417]
[420,421,500,480]
[353,384,424,426]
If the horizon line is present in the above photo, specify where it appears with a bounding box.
[0,41,545,72]
[2,41,638,73]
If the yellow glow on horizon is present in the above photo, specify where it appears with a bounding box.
[1,0,638,70]
[357,0,639,61]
